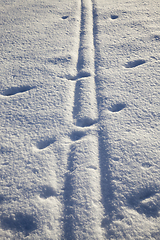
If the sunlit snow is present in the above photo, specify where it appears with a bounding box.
[0,0,160,239]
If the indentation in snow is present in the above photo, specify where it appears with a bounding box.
[40,185,56,199]
[32,168,39,174]
[2,86,35,96]
[47,55,72,64]
[70,130,86,141]
[153,35,160,41]
[77,70,91,78]
[111,14,118,19]
[109,103,126,112]
[0,194,4,204]
[142,162,152,168]
[1,212,38,236]
[125,59,146,68]
[62,15,69,19]
[76,117,97,127]
[128,187,160,218]
[36,138,56,150]
[87,165,97,170]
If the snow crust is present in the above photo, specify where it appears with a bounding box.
[0,0,160,239]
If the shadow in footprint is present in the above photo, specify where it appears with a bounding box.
[111,14,118,19]
[70,131,86,141]
[109,103,126,112]
[2,86,35,96]
[40,185,56,199]
[36,138,56,150]
[0,194,4,204]
[125,59,146,68]
[142,162,152,168]
[153,35,160,41]
[76,118,97,127]
[47,55,71,65]
[62,15,69,19]
[77,71,91,79]
[1,212,38,236]
[127,187,160,218]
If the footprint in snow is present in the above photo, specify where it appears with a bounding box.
[0,194,4,204]
[62,15,69,19]
[70,130,86,141]
[0,212,38,236]
[125,59,146,68]
[1,86,35,96]
[108,103,126,112]
[153,34,160,41]
[40,185,56,199]
[36,138,56,150]
[128,187,160,218]
[111,14,118,20]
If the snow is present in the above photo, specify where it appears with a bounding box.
[0,0,160,239]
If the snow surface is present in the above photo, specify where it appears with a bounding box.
[0,0,160,239]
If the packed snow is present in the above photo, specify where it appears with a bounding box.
[0,0,160,239]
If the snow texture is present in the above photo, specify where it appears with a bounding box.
[0,0,160,239]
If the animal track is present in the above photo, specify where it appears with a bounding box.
[36,138,56,150]
[0,194,4,204]
[2,86,35,96]
[62,15,69,19]
[109,103,126,112]
[128,187,160,218]
[142,162,152,168]
[153,35,160,41]
[48,55,71,64]
[111,14,118,20]
[1,212,38,236]
[68,71,91,81]
[87,165,97,170]
[125,59,146,68]
[77,70,91,79]
[32,168,39,174]
[40,185,56,199]
[76,117,97,127]
[70,130,86,141]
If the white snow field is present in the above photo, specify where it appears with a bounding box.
[0,0,160,239]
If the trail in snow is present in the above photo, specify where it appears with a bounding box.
[1,0,160,238]
[71,0,98,128]
[64,0,103,238]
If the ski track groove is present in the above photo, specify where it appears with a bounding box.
[72,0,98,128]
[64,0,104,239]
[1,0,159,238]
[64,0,119,238]
[92,0,116,235]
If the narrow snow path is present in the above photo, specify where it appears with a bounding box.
[63,0,104,238]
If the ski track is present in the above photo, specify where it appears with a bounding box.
[1,0,158,239]
[64,0,103,238]
[92,0,116,234]
[64,0,127,238]
[0,0,137,238]
[64,0,121,238]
